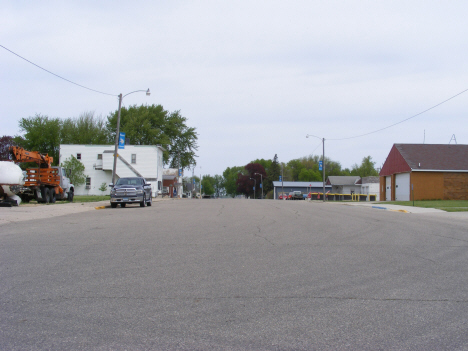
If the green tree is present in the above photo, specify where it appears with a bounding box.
[201,175,215,195]
[61,112,110,144]
[0,135,15,160]
[350,156,379,177]
[223,166,245,197]
[106,105,198,169]
[265,154,280,193]
[14,114,62,165]
[61,155,86,186]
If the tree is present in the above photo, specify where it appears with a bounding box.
[61,112,110,144]
[350,156,379,177]
[265,154,280,193]
[14,114,62,164]
[106,105,198,169]
[61,155,86,186]
[223,166,245,197]
[236,163,266,199]
[201,175,215,196]
[0,135,14,160]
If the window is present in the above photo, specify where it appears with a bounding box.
[158,181,162,190]
[77,153,81,160]
[85,177,91,189]
[131,154,136,164]
[97,154,102,160]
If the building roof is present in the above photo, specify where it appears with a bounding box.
[272,181,330,188]
[381,144,468,176]
[326,176,361,186]
[361,176,380,184]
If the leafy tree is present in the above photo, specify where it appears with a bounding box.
[349,156,379,177]
[265,154,280,193]
[14,114,62,164]
[99,182,107,193]
[223,166,245,197]
[0,135,14,160]
[236,163,266,199]
[106,105,198,169]
[61,155,86,186]
[61,112,110,144]
[201,175,215,195]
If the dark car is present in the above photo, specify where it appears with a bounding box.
[109,177,152,208]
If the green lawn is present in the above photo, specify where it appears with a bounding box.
[379,200,468,212]
[21,195,110,205]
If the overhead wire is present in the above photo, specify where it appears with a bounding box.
[1,44,117,97]
[327,87,468,141]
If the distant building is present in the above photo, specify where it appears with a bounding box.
[163,168,183,198]
[272,181,331,199]
[380,143,468,201]
[326,176,361,194]
[60,144,165,197]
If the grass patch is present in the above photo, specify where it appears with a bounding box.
[20,195,110,205]
[380,200,468,212]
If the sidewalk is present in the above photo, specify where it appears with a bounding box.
[333,201,445,213]
[0,197,169,226]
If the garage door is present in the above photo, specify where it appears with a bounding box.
[385,176,392,201]
[395,173,410,201]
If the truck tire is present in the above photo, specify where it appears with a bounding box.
[41,186,50,203]
[121,203,126,208]
[111,203,117,208]
[50,189,56,203]
[67,191,74,202]
[140,194,147,207]
[147,195,152,206]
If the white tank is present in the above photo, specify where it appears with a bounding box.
[0,161,25,197]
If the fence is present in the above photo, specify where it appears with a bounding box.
[306,193,377,201]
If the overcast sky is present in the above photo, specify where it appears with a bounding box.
[2,1,468,176]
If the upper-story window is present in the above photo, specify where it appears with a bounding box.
[77,153,81,160]
[97,154,102,160]
[131,154,136,164]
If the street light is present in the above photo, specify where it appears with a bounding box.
[306,134,326,202]
[249,177,256,199]
[254,172,263,199]
[111,89,150,184]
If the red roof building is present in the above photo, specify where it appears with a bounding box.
[380,144,468,201]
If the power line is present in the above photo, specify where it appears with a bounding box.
[328,87,468,141]
[1,44,117,97]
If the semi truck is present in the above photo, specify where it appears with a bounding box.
[8,146,74,203]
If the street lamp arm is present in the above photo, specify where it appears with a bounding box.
[122,89,151,99]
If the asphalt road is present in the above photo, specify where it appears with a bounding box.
[1,199,468,350]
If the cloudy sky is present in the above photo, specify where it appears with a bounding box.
[2,1,468,176]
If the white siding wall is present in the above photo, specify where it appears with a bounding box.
[60,145,164,196]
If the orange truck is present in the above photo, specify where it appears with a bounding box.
[9,146,74,203]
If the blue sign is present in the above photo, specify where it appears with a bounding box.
[253,186,255,191]
[118,132,125,149]
[319,161,323,171]
[193,179,196,184]
[279,175,282,182]
[260,183,262,189]
[179,169,182,177]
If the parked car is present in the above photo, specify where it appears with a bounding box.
[109,177,152,208]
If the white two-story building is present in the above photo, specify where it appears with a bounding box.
[60,144,165,197]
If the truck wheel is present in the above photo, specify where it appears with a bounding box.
[41,187,50,203]
[121,203,126,208]
[111,203,117,208]
[67,191,74,202]
[50,189,56,203]
[140,194,147,207]
[147,195,152,206]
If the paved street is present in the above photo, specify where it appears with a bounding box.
[1,199,468,350]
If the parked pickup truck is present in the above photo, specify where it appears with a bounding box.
[289,191,303,200]
[109,177,152,208]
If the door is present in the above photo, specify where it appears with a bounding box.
[395,173,410,201]
[385,176,392,201]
